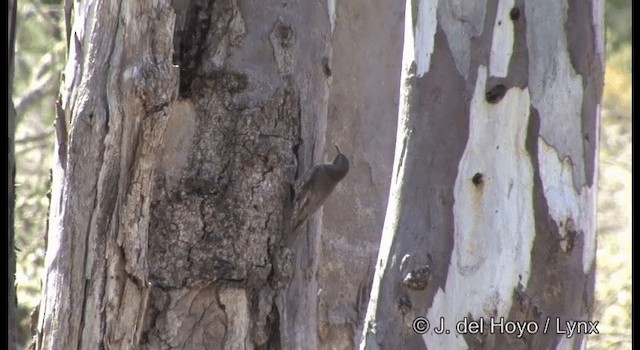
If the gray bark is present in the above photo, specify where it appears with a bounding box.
[37,1,179,348]
[361,0,603,349]
[37,0,370,349]
[317,1,404,349]
[8,0,18,348]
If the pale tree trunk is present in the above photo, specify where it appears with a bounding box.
[36,0,350,349]
[361,0,603,349]
[8,0,18,348]
[38,1,179,347]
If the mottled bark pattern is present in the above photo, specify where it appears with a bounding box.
[143,0,306,349]
[361,0,602,349]
[149,85,299,288]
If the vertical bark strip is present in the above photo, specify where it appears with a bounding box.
[8,0,18,348]
[361,0,602,349]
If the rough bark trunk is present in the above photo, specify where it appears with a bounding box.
[8,0,18,348]
[36,0,342,349]
[361,0,603,349]
[37,1,179,348]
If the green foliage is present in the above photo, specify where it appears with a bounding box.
[604,0,632,51]
[588,1,632,349]
[13,0,65,347]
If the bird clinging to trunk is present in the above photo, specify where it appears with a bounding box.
[291,145,350,231]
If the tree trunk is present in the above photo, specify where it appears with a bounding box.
[361,0,603,349]
[8,0,18,348]
[315,1,404,349]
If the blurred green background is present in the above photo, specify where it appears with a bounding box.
[11,0,631,348]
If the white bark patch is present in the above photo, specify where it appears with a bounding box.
[527,0,586,187]
[423,66,535,349]
[489,0,515,78]
[437,0,486,79]
[327,0,337,33]
[405,0,438,77]
[537,138,596,273]
[160,100,197,189]
[220,288,252,349]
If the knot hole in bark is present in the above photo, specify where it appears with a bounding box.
[472,172,484,186]
[275,23,295,48]
[485,84,507,104]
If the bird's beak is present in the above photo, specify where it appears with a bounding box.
[334,145,341,154]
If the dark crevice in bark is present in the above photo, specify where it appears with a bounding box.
[485,84,507,103]
[177,0,215,97]
[263,300,281,350]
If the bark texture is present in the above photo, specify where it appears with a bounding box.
[361,0,603,349]
[317,1,404,349]
[38,1,179,348]
[37,0,345,349]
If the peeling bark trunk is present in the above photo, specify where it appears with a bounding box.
[361,0,603,349]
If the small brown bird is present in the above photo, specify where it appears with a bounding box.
[291,145,350,230]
